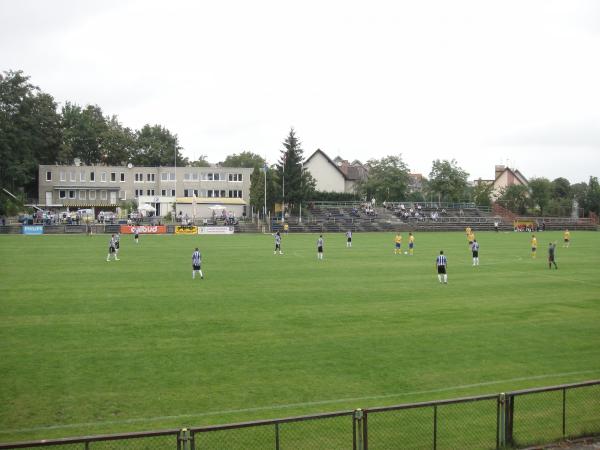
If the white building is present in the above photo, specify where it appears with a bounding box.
[304,149,367,193]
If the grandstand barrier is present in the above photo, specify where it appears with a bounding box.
[0,380,598,449]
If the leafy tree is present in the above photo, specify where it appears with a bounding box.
[222,151,265,169]
[276,129,315,211]
[250,164,278,216]
[584,176,600,215]
[60,103,107,165]
[189,155,211,167]
[355,155,410,202]
[498,184,530,214]
[0,70,62,201]
[551,177,571,199]
[428,159,469,202]
[133,124,187,167]
[528,177,553,215]
[100,116,136,166]
[472,182,494,207]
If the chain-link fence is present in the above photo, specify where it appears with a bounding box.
[1,380,598,449]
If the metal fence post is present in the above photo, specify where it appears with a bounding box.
[354,409,364,450]
[505,395,514,447]
[275,422,280,450]
[498,393,505,449]
[562,388,566,438]
[433,405,437,450]
[177,428,190,450]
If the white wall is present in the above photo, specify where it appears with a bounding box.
[305,152,346,193]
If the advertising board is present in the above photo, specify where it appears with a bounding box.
[198,226,235,235]
[120,225,167,234]
[22,225,44,235]
[175,226,198,235]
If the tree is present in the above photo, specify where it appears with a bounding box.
[276,129,315,211]
[551,177,571,199]
[528,177,553,215]
[60,103,107,165]
[221,151,265,169]
[428,159,469,203]
[133,124,187,167]
[249,164,278,216]
[498,184,530,214]
[0,70,62,201]
[355,155,410,202]
[189,155,211,167]
[472,182,494,207]
[584,176,600,215]
[101,116,136,166]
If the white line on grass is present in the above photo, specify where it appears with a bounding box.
[2,369,599,435]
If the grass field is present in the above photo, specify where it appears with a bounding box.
[0,230,599,443]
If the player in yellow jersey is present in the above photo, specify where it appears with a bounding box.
[465,226,472,237]
[531,234,538,258]
[467,231,475,246]
[563,229,570,248]
[394,233,403,254]
[408,232,415,255]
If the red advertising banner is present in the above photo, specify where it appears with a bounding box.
[120,225,167,234]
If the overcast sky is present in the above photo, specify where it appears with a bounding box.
[1,0,599,183]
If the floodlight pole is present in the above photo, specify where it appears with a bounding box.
[282,154,285,225]
[263,163,267,224]
[299,162,303,223]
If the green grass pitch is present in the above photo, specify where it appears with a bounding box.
[0,230,599,442]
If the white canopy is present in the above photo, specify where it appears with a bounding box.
[209,205,226,210]
[138,204,156,212]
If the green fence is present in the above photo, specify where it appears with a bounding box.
[1,380,598,449]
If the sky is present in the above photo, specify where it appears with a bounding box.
[1,0,599,183]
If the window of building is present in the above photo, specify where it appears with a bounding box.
[46,171,52,181]
[184,173,191,181]
[207,173,213,181]
[229,190,243,198]
[100,190,107,200]
[79,190,86,200]
[120,173,125,182]
[220,190,226,197]
[59,190,66,199]
[135,173,143,182]
[146,189,155,196]
[111,172,116,182]
[184,189,199,197]
[147,173,155,182]
[192,172,199,181]
[170,172,175,181]
[161,189,167,196]
[229,173,243,182]
[80,171,86,182]
[90,172,95,182]
[89,190,96,200]
[60,171,66,181]
[70,172,76,182]
[207,190,213,198]
[100,172,107,182]
[68,190,76,199]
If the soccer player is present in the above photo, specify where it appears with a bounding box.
[408,232,415,256]
[346,230,352,247]
[106,234,118,261]
[317,235,324,260]
[531,234,538,259]
[192,247,204,279]
[134,227,139,244]
[274,231,283,255]
[548,242,558,269]
[471,239,480,266]
[467,229,475,246]
[114,233,121,258]
[563,229,570,248]
[394,233,402,254]
[436,250,448,284]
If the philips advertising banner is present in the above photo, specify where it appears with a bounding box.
[198,226,235,235]
[120,225,167,234]
[22,225,44,235]
[175,226,198,235]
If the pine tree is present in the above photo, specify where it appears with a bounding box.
[276,129,315,213]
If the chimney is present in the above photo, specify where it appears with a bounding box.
[495,165,505,180]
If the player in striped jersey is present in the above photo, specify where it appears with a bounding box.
[192,247,204,279]
[106,234,119,261]
[436,250,448,284]
[317,235,324,260]
[346,230,352,247]
[274,231,283,255]
[114,233,121,258]
[471,239,480,266]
